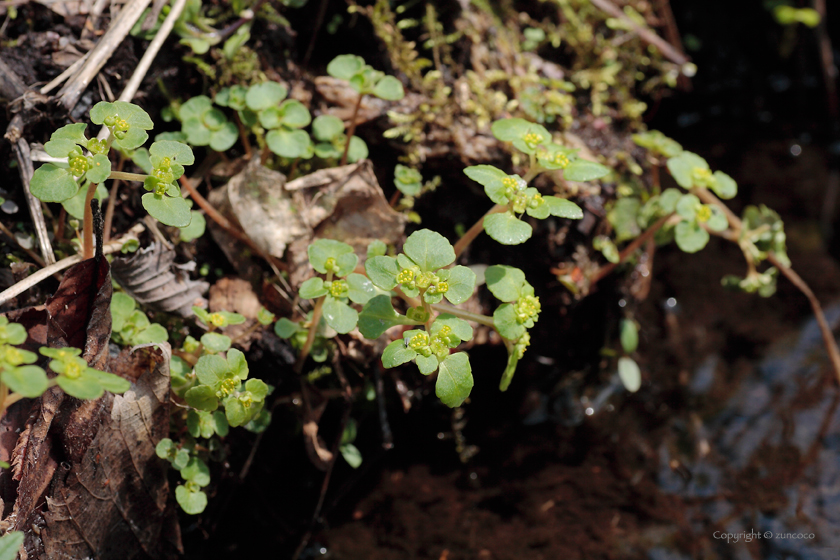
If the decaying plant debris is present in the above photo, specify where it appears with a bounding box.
[1,0,838,559]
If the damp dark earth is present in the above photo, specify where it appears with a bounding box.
[1,1,840,560]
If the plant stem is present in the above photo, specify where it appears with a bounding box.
[294,295,326,374]
[234,112,253,159]
[693,186,840,384]
[108,171,148,182]
[0,221,46,267]
[430,302,495,327]
[453,203,507,258]
[82,181,99,259]
[591,213,673,283]
[340,93,364,167]
[103,156,126,243]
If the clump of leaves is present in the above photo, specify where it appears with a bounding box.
[29,101,195,228]
[179,95,239,151]
[326,54,405,101]
[110,292,169,346]
[312,115,368,162]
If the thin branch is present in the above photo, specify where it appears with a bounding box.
[591,213,673,283]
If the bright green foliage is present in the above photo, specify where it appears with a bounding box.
[0,317,47,398]
[365,229,476,305]
[90,101,154,150]
[215,85,248,111]
[299,239,375,334]
[274,313,333,363]
[618,356,641,393]
[672,193,728,253]
[236,81,315,159]
[486,264,541,341]
[632,130,683,158]
[357,295,416,339]
[593,235,620,263]
[179,95,238,151]
[491,118,551,155]
[142,140,195,227]
[741,205,790,267]
[773,5,820,27]
[394,164,423,196]
[620,319,639,354]
[200,332,232,353]
[62,183,108,220]
[257,307,276,326]
[0,532,24,560]
[110,292,169,346]
[179,210,206,242]
[464,165,583,245]
[339,419,362,468]
[312,115,368,162]
[193,306,246,329]
[327,54,405,101]
[666,151,737,200]
[41,347,130,399]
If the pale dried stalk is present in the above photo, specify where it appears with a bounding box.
[0,224,145,306]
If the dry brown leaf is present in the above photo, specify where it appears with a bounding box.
[42,345,182,560]
[111,242,209,317]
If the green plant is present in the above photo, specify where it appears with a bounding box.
[29,101,195,260]
[326,54,405,165]
[0,317,130,414]
[159,306,272,514]
[312,115,368,163]
[110,292,169,346]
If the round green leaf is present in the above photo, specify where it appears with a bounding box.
[372,76,404,101]
[464,165,515,205]
[2,365,48,398]
[142,193,192,227]
[30,164,79,202]
[0,531,24,560]
[346,136,368,162]
[44,138,79,158]
[490,118,540,143]
[443,265,476,305]
[56,375,104,400]
[358,295,414,339]
[485,265,526,302]
[666,151,708,189]
[150,140,195,165]
[493,303,526,340]
[274,318,301,339]
[544,196,583,219]
[432,314,473,342]
[381,339,417,368]
[346,273,376,304]
[195,354,228,387]
[182,456,211,486]
[277,99,311,128]
[227,348,249,380]
[210,122,238,151]
[365,256,399,290]
[674,220,710,253]
[185,385,219,411]
[676,193,701,220]
[308,239,356,274]
[564,159,610,182]
[327,54,365,80]
[483,212,533,245]
[133,323,169,344]
[224,397,248,427]
[712,171,737,199]
[50,123,88,145]
[176,485,207,515]
[266,128,312,158]
[416,354,439,375]
[179,96,213,121]
[183,118,212,146]
[179,211,206,242]
[436,352,473,408]
[84,369,131,394]
[312,115,344,141]
[200,332,231,353]
[618,356,642,392]
[245,82,288,111]
[85,153,112,183]
[244,378,269,401]
[299,277,328,299]
[620,319,639,354]
[340,443,362,468]
[322,297,358,334]
[258,106,284,130]
[202,108,227,130]
[706,206,729,232]
[403,229,455,272]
